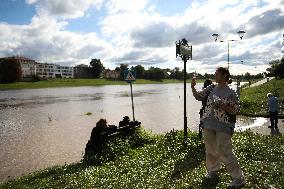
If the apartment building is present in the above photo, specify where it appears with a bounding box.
[36,63,74,78]
[0,56,74,79]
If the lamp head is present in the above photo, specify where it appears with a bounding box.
[212,33,219,42]
[237,30,246,40]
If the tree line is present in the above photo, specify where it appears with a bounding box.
[88,58,284,81]
[1,57,283,83]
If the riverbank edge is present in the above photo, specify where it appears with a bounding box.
[0,79,205,90]
[0,129,283,188]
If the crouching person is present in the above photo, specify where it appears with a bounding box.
[191,67,245,188]
[84,119,108,162]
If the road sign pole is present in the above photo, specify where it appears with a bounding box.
[130,82,135,121]
[124,70,136,122]
[183,58,187,141]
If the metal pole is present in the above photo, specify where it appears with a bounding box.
[130,82,135,121]
[228,40,230,70]
[183,58,187,141]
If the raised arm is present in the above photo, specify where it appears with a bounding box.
[191,77,213,101]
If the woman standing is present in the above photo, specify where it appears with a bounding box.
[191,67,245,188]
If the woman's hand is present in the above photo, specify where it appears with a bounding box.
[216,101,235,114]
[218,101,227,110]
[212,100,226,110]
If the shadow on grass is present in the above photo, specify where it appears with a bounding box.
[170,143,205,180]
[200,176,220,189]
[21,162,88,183]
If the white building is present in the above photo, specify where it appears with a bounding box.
[60,66,74,78]
[1,56,74,79]
[21,60,37,78]
[36,63,74,78]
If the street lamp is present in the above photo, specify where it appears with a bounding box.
[175,38,192,143]
[212,30,245,69]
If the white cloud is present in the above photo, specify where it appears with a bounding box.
[105,0,149,14]
[0,15,109,66]
[1,0,283,74]
[25,0,104,19]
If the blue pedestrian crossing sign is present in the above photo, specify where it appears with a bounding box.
[124,70,136,83]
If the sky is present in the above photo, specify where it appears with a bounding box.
[0,0,284,75]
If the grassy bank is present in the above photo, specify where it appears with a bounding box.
[240,79,284,117]
[1,129,283,189]
[0,79,205,90]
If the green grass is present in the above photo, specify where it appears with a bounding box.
[239,79,284,116]
[1,129,283,189]
[0,79,205,90]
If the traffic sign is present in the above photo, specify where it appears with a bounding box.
[124,70,136,82]
[123,70,136,121]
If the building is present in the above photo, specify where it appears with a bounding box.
[74,64,93,78]
[60,65,74,78]
[36,63,74,78]
[0,56,74,79]
[1,56,37,78]
[104,69,120,80]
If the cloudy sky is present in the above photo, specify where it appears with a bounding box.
[0,0,284,74]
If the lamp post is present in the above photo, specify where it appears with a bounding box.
[175,38,192,143]
[212,31,245,70]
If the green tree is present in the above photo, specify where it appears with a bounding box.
[267,58,284,79]
[244,72,251,80]
[170,67,183,80]
[145,67,165,81]
[89,59,105,78]
[131,65,145,79]
[0,58,22,83]
[119,64,129,80]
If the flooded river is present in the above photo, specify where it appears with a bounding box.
[0,83,268,182]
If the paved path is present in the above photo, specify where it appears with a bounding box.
[244,77,274,89]
[237,118,283,136]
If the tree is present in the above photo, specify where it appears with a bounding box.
[131,65,145,79]
[170,67,183,80]
[89,59,105,78]
[119,64,129,80]
[163,68,171,79]
[145,67,165,81]
[204,73,214,80]
[267,58,284,79]
[244,72,251,80]
[0,58,22,83]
